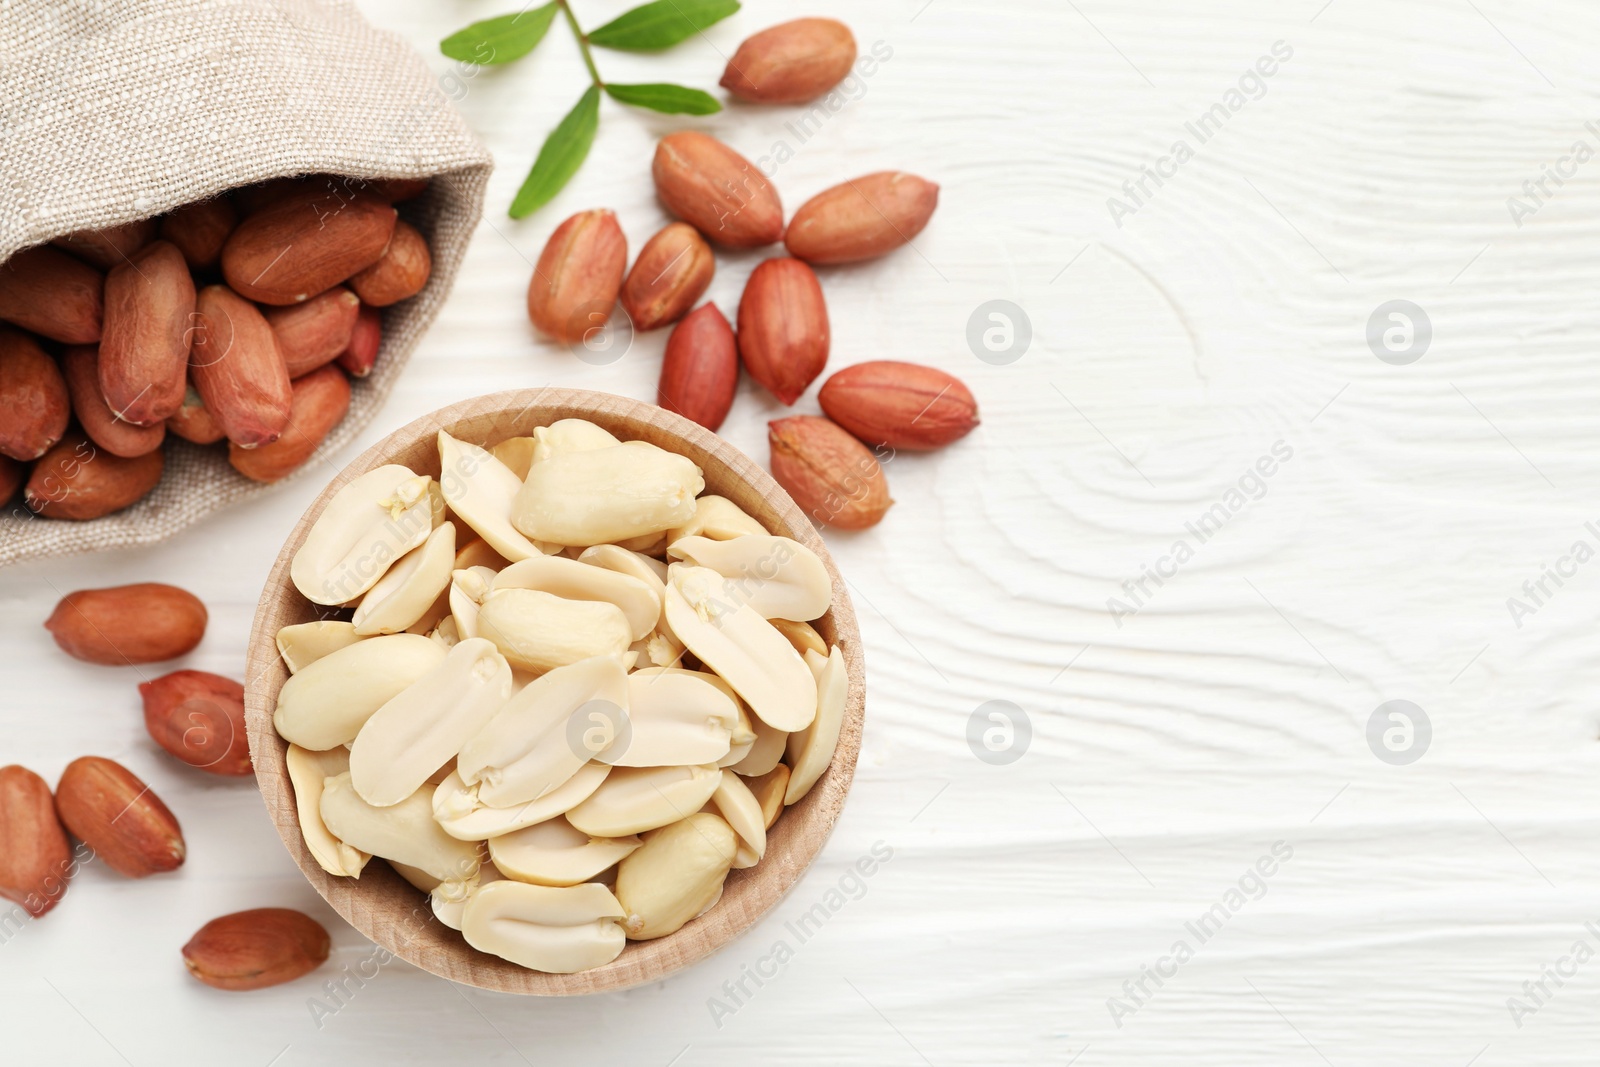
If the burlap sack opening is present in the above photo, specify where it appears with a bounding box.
[0,0,493,567]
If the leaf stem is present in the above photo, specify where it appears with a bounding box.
[557,0,604,87]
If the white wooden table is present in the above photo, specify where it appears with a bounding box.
[5,0,1600,1062]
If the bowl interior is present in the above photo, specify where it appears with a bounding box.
[243,388,865,995]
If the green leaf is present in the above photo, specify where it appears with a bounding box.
[603,82,722,115]
[440,4,559,66]
[510,85,602,218]
[587,0,740,51]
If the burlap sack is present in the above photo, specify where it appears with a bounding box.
[0,0,492,567]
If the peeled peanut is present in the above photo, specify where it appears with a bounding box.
[566,764,723,838]
[531,418,620,464]
[786,646,846,804]
[666,534,831,622]
[274,634,446,750]
[275,620,365,673]
[744,764,790,830]
[490,437,538,480]
[348,637,512,808]
[290,464,435,605]
[666,494,767,543]
[705,769,766,868]
[614,813,737,940]
[664,564,816,732]
[475,588,632,674]
[285,746,370,878]
[770,617,827,658]
[489,818,641,888]
[613,668,738,768]
[511,441,704,546]
[433,762,611,842]
[319,772,481,883]
[729,707,787,777]
[438,430,556,562]
[352,522,456,635]
[431,862,505,931]
[494,554,660,641]
[457,654,628,808]
[461,880,625,973]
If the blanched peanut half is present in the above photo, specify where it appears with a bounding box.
[432,862,506,931]
[275,634,446,750]
[635,629,687,669]
[475,588,632,673]
[615,530,668,556]
[667,534,831,622]
[786,646,846,805]
[286,745,370,878]
[744,764,790,830]
[566,764,723,837]
[490,436,538,480]
[511,441,704,546]
[771,617,827,658]
[495,555,660,642]
[614,813,736,940]
[353,522,456,635]
[616,668,738,767]
[488,817,641,887]
[730,710,786,776]
[458,654,628,807]
[461,880,626,974]
[664,565,816,732]
[349,637,513,807]
[292,465,435,605]
[719,696,760,769]
[530,418,620,465]
[666,494,768,543]
[430,615,461,649]
[449,565,497,640]
[437,430,559,562]
[582,545,684,666]
[389,860,443,893]
[578,543,668,586]
[705,768,765,869]
[276,620,365,673]
[433,762,611,842]
[320,772,483,882]
[406,586,453,637]
[455,536,512,573]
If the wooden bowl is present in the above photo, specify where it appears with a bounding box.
[242,389,865,995]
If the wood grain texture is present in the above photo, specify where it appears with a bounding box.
[242,388,865,995]
[5,0,1600,1063]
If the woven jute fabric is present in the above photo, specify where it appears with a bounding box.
[0,0,492,567]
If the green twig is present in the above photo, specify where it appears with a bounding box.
[557,0,604,87]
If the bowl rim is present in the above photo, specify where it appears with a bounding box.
[242,387,866,995]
